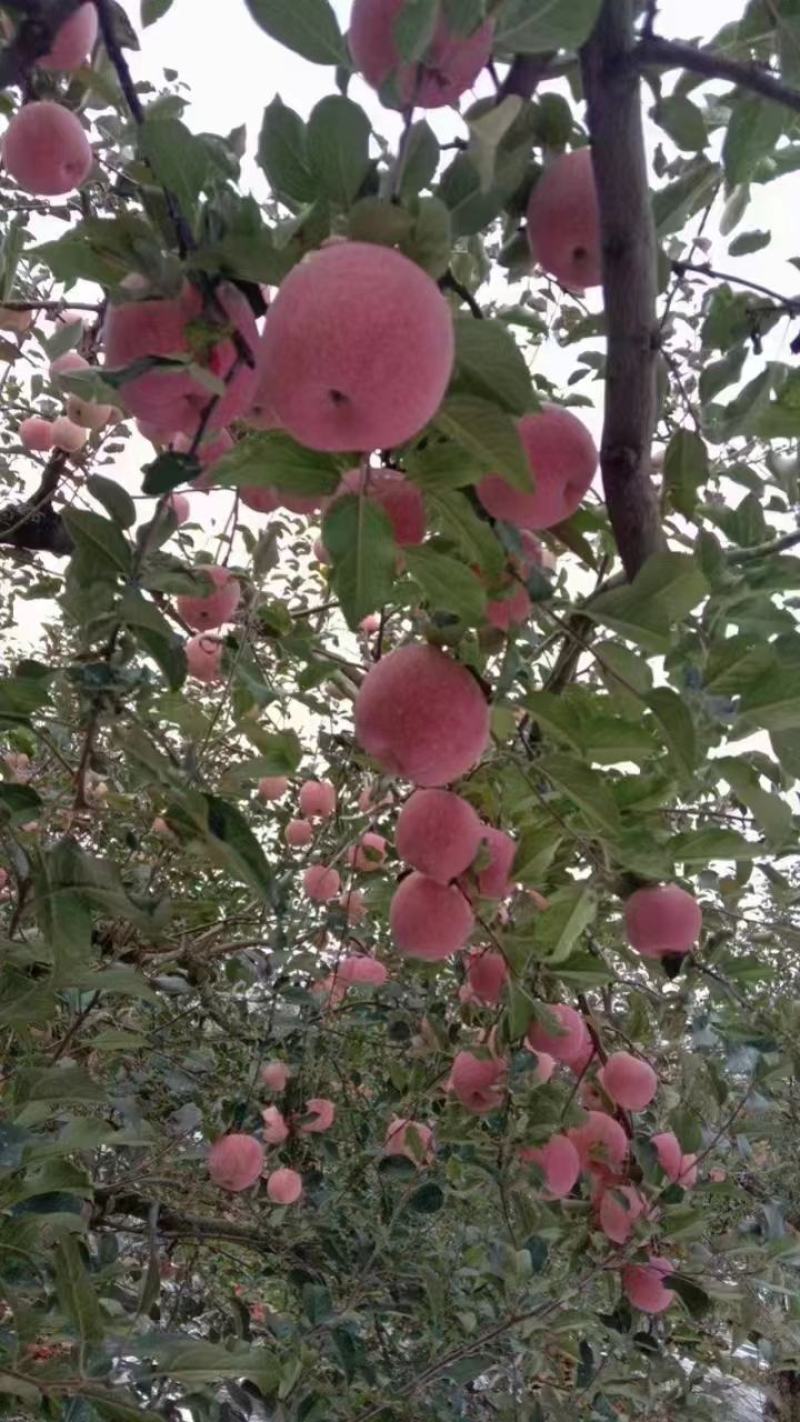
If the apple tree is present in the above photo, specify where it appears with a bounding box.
[1,1,800,1419]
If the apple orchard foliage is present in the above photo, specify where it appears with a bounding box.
[1,1,800,1421]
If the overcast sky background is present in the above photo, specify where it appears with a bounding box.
[124,0,800,434]
[123,0,800,501]
[9,1,800,654]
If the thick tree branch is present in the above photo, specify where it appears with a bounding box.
[0,449,72,555]
[94,1186,276,1255]
[581,0,666,580]
[0,500,72,554]
[498,52,555,101]
[637,32,800,116]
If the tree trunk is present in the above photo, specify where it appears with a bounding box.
[581,0,666,580]
[766,1371,800,1421]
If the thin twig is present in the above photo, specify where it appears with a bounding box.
[94,0,194,258]
[671,258,800,315]
[440,269,483,319]
[729,529,800,563]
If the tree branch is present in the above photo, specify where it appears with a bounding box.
[671,258,800,315]
[93,1186,276,1255]
[0,449,72,555]
[637,32,800,115]
[581,0,666,580]
[440,269,483,319]
[498,52,555,101]
[94,0,195,259]
[729,529,800,563]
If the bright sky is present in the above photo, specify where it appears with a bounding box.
[126,0,799,385]
[8,1,799,654]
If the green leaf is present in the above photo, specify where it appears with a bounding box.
[586,553,707,653]
[467,95,524,192]
[435,395,531,491]
[118,588,177,643]
[31,839,93,981]
[723,94,789,187]
[141,0,173,22]
[738,663,800,732]
[452,316,534,416]
[407,1182,445,1213]
[771,728,800,779]
[347,196,414,247]
[146,1338,279,1389]
[728,228,770,256]
[705,636,774,695]
[495,0,602,52]
[244,0,347,64]
[595,640,652,709]
[405,546,486,624]
[400,120,440,198]
[393,0,439,62]
[135,625,188,692]
[716,756,793,844]
[670,827,761,865]
[34,231,125,287]
[213,430,340,496]
[142,451,199,497]
[513,824,561,884]
[86,475,137,529]
[71,968,158,1002]
[405,435,484,490]
[427,488,506,579]
[539,753,621,836]
[698,344,747,404]
[554,951,613,988]
[302,1282,333,1324]
[89,1029,149,1052]
[166,792,274,902]
[663,430,708,517]
[647,688,697,778]
[205,794,274,900]
[704,491,767,548]
[714,367,775,441]
[240,727,303,774]
[307,96,372,207]
[0,783,41,826]
[0,671,51,723]
[52,1234,105,1342]
[76,1386,162,1421]
[666,1273,711,1318]
[525,690,583,751]
[258,96,316,204]
[0,1371,40,1407]
[139,117,211,218]
[444,1355,497,1385]
[655,95,708,152]
[653,157,719,237]
[62,508,132,577]
[399,194,452,276]
[322,493,397,629]
[532,884,597,964]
